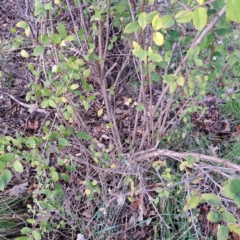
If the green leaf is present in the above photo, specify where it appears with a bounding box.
[207,211,220,223]
[229,179,240,194]
[221,185,235,199]
[76,132,91,140]
[40,34,49,45]
[1,170,12,185]
[217,225,229,240]
[152,15,162,31]
[226,0,240,23]
[48,99,57,108]
[170,81,177,94]
[221,212,235,223]
[58,23,67,39]
[153,32,164,46]
[0,178,5,191]
[161,15,175,28]
[132,49,148,61]
[20,50,29,58]
[124,22,139,34]
[15,237,28,240]
[186,155,196,164]
[138,12,147,30]
[41,89,52,97]
[0,162,5,170]
[187,47,200,60]
[33,46,45,56]
[61,173,70,181]
[202,194,221,207]
[136,104,144,111]
[233,194,240,207]
[186,195,200,209]
[41,99,49,108]
[175,11,193,23]
[67,105,74,114]
[51,171,59,182]
[27,219,36,224]
[228,224,240,235]
[193,7,207,31]
[32,230,41,240]
[148,53,163,62]
[21,227,32,234]
[13,160,24,173]
[64,35,76,41]
[44,3,53,10]
[0,153,15,163]
[69,84,79,90]
[92,180,98,186]
[16,21,28,29]
[58,138,69,147]
[194,58,203,66]
[51,34,62,44]
[147,11,158,23]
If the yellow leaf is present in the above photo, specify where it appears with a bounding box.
[85,189,91,195]
[25,26,31,37]
[20,50,29,58]
[152,161,160,168]
[61,97,68,103]
[153,32,164,46]
[130,180,134,191]
[179,162,185,171]
[177,77,185,86]
[98,108,103,117]
[133,41,140,50]
[192,178,200,184]
[94,157,99,163]
[183,205,188,212]
[111,164,117,169]
[60,40,66,46]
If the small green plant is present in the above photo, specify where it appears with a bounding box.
[84,180,101,201]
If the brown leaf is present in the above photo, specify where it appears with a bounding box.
[81,209,92,220]
[27,120,39,130]
[209,223,218,235]
[28,183,38,195]
[232,232,240,240]
[201,204,209,213]
[9,182,28,197]
[132,229,146,239]
[130,197,142,211]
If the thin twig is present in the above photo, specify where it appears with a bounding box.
[1,90,48,114]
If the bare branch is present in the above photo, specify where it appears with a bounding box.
[134,149,240,172]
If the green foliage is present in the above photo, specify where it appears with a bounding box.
[2,0,240,239]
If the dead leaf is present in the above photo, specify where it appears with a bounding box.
[27,120,39,130]
[209,223,218,234]
[117,195,125,206]
[101,134,110,140]
[130,198,141,210]
[232,232,240,240]
[81,209,92,220]
[76,234,86,240]
[28,183,38,195]
[9,182,28,196]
